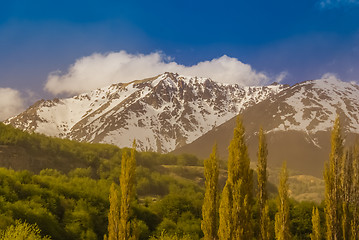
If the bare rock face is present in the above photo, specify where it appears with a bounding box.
[5,73,285,152]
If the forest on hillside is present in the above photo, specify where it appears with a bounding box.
[0,118,358,240]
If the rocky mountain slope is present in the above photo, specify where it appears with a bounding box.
[5,72,285,152]
[173,75,359,176]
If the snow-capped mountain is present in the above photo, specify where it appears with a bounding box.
[174,75,359,176]
[5,72,285,152]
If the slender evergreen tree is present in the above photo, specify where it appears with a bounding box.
[202,144,220,240]
[218,116,253,240]
[119,141,137,240]
[275,161,290,240]
[108,182,120,240]
[257,128,271,240]
[310,207,321,240]
[324,116,344,240]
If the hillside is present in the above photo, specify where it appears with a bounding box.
[0,122,324,202]
[0,122,208,239]
[0,120,327,240]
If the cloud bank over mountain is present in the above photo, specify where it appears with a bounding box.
[44,51,279,96]
[0,88,25,121]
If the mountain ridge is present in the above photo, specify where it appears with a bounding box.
[5,72,286,152]
[173,75,359,177]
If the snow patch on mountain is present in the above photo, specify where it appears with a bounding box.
[271,75,359,134]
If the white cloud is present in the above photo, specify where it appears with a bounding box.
[319,73,358,85]
[319,0,359,9]
[320,74,359,87]
[0,88,25,121]
[275,71,288,83]
[44,51,278,96]
[321,73,338,78]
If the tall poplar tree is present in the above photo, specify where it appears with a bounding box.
[310,207,321,240]
[275,161,290,240]
[218,117,253,240]
[119,141,137,240]
[257,128,271,240]
[351,143,359,239]
[324,116,343,240]
[218,183,232,240]
[202,144,219,240]
[341,148,353,240]
[108,182,120,240]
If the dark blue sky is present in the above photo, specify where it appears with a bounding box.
[1,0,359,95]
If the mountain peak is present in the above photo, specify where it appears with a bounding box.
[149,72,216,90]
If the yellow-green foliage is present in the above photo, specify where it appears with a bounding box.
[257,128,271,240]
[324,116,343,240]
[7,115,359,240]
[0,220,51,240]
[0,154,205,240]
[0,122,119,174]
[341,149,353,240]
[275,162,290,240]
[218,117,253,240]
[218,183,232,240]
[257,128,268,206]
[261,203,271,240]
[0,125,206,240]
[201,144,219,240]
[119,142,137,240]
[149,231,193,240]
[351,144,359,239]
[108,183,120,240]
[310,207,321,240]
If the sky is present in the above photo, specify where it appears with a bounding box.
[0,0,359,120]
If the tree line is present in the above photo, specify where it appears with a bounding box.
[324,117,359,240]
[1,116,358,239]
[106,116,359,240]
[203,116,359,240]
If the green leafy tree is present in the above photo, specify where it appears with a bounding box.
[0,220,51,240]
[201,144,219,240]
[310,207,321,240]
[108,182,120,240]
[324,116,344,240]
[218,117,253,240]
[275,161,290,240]
[119,141,137,240]
[257,128,271,240]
